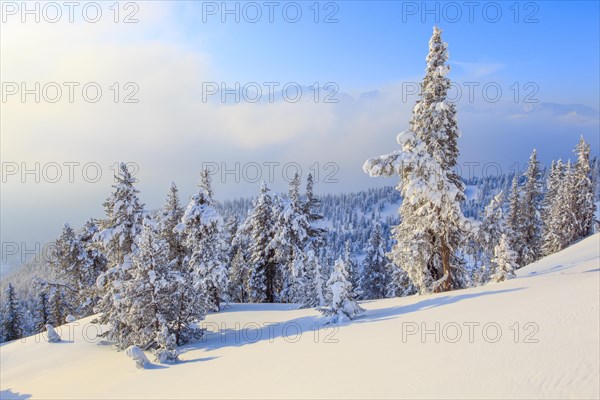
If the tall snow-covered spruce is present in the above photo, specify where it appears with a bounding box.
[519,149,543,266]
[93,163,144,347]
[363,26,471,294]
[176,172,228,312]
[246,182,278,303]
[360,223,389,299]
[573,137,596,239]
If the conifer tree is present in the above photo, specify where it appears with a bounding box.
[122,218,169,348]
[520,149,543,265]
[1,283,22,341]
[157,182,201,344]
[542,160,565,256]
[364,26,470,294]
[506,175,522,263]
[573,137,595,239]
[343,240,360,294]
[271,174,311,303]
[94,163,144,346]
[246,183,278,302]
[360,223,389,299]
[320,258,364,323]
[177,182,227,312]
[474,191,507,283]
[34,291,50,333]
[489,234,518,282]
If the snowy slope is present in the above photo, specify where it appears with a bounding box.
[2,234,599,399]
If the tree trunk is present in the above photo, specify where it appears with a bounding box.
[441,237,453,292]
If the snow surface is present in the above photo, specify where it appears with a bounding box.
[1,234,599,399]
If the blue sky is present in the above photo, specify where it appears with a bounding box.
[1,1,599,269]
[169,1,600,105]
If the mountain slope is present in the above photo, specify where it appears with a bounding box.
[1,234,599,399]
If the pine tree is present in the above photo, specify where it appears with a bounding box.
[343,240,360,295]
[50,291,64,327]
[199,167,215,204]
[228,245,249,302]
[34,291,50,333]
[271,173,311,304]
[157,182,200,344]
[45,222,103,317]
[475,191,507,283]
[360,224,389,299]
[177,182,227,312]
[506,175,522,263]
[520,149,543,266]
[1,284,22,341]
[121,218,172,349]
[304,173,327,247]
[94,163,144,346]
[320,258,364,323]
[159,182,186,272]
[153,324,179,364]
[364,26,470,294]
[302,249,327,308]
[542,160,565,256]
[246,183,278,303]
[573,136,595,239]
[544,160,582,254]
[489,234,518,282]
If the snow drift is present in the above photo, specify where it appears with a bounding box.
[1,234,598,399]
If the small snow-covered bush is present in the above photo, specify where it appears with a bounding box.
[320,258,364,323]
[45,324,61,343]
[153,326,179,364]
[126,345,151,369]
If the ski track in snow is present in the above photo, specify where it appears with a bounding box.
[1,234,599,399]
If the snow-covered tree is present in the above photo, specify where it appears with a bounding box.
[177,183,227,312]
[360,223,389,299]
[94,163,144,345]
[363,26,471,294]
[159,182,186,272]
[271,173,311,304]
[543,161,579,254]
[489,234,518,283]
[573,136,595,239]
[1,284,22,341]
[506,175,522,263]
[228,245,249,302]
[34,291,50,333]
[519,149,543,266]
[153,324,179,364]
[43,221,104,318]
[343,240,360,294]
[386,261,414,298]
[302,249,327,308]
[122,218,174,349]
[304,173,327,246]
[320,258,364,323]
[246,183,278,303]
[50,290,65,327]
[157,182,201,344]
[473,191,507,284]
[542,160,565,256]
